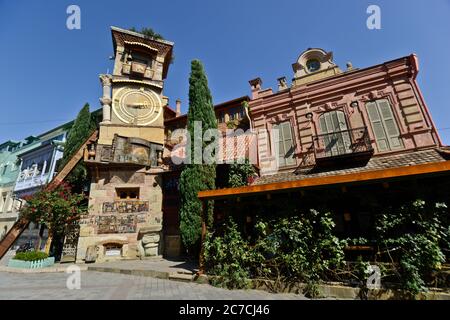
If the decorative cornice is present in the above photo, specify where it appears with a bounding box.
[111,26,174,46]
[112,78,163,89]
[99,123,164,129]
[124,41,159,53]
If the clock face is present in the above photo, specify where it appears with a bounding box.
[113,87,162,125]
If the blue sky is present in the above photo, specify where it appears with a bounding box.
[1,0,449,144]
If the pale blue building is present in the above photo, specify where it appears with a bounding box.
[0,137,39,239]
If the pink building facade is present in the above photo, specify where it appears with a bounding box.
[248,49,442,173]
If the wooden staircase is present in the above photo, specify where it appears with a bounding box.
[0,130,98,260]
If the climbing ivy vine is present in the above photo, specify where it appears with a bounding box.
[376,199,450,296]
[204,209,346,297]
[203,199,450,298]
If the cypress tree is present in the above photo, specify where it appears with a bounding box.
[59,103,96,192]
[179,60,217,255]
[61,103,96,163]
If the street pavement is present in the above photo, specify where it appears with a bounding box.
[0,270,308,300]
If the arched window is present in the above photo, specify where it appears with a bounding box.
[318,110,351,156]
[366,99,403,152]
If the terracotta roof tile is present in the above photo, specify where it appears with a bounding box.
[252,148,448,185]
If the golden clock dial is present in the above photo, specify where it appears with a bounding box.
[113,87,162,125]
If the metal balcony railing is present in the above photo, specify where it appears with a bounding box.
[313,127,373,160]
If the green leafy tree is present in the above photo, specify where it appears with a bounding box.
[20,182,87,258]
[58,103,96,192]
[179,60,217,255]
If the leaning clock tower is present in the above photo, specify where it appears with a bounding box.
[76,27,174,263]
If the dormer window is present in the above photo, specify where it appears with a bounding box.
[306,59,321,73]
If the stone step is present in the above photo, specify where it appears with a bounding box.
[87,266,170,280]
[168,272,195,282]
[87,266,197,282]
[172,271,194,276]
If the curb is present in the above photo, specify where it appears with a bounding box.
[0,264,88,274]
[86,266,195,282]
[250,279,450,300]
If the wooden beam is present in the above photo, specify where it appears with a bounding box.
[0,130,99,260]
[50,130,98,187]
[198,160,450,200]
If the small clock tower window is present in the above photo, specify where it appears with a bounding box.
[116,187,140,200]
[306,59,321,73]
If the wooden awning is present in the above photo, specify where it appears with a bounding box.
[198,160,450,200]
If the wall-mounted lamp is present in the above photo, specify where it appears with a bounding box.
[350,101,359,108]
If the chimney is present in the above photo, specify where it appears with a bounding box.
[277,76,288,91]
[346,62,354,71]
[176,99,181,116]
[249,78,262,99]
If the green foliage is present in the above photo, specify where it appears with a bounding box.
[203,198,450,297]
[228,159,255,187]
[242,101,250,117]
[179,166,203,251]
[253,209,346,297]
[58,104,96,192]
[203,218,252,289]
[179,60,217,254]
[226,120,239,129]
[61,104,96,166]
[20,182,87,239]
[128,27,174,63]
[204,209,346,297]
[13,251,48,261]
[376,199,449,296]
[353,256,372,299]
[64,163,89,193]
[186,60,217,139]
[129,27,164,40]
